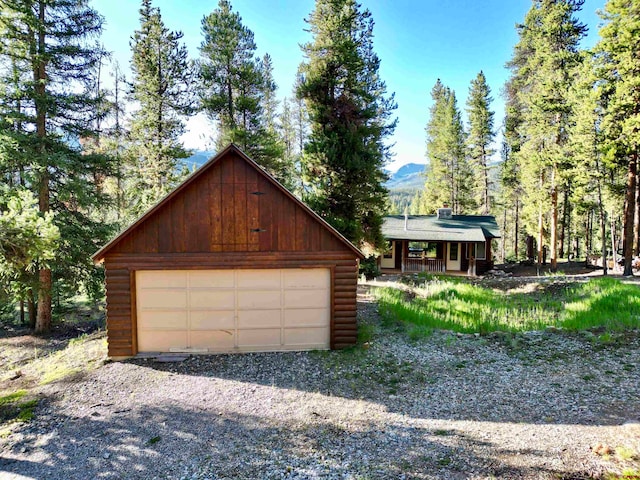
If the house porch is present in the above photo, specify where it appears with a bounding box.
[379,239,493,275]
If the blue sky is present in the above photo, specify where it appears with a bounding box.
[95,0,606,171]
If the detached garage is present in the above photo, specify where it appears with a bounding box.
[93,144,363,358]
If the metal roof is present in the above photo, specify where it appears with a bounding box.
[382,214,500,242]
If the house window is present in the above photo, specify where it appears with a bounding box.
[449,242,458,261]
[408,242,438,258]
[383,241,393,259]
[475,242,486,260]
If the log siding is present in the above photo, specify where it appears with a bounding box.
[96,145,362,357]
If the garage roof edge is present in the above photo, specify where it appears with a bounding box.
[92,144,364,262]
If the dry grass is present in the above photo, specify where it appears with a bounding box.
[0,330,107,436]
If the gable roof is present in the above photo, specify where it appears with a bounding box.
[93,144,364,262]
[382,214,500,242]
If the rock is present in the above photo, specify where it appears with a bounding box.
[592,443,614,456]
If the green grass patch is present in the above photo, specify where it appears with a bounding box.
[0,390,38,425]
[0,390,27,406]
[374,277,640,335]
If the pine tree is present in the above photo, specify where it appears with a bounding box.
[0,0,114,332]
[128,0,194,217]
[466,71,495,214]
[261,53,279,133]
[199,0,286,181]
[422,80,473,214]
[568,54,610,273]
[506,0,586,271]
[297,0,397,247]
[500,37,530,261]
[0,188,59,327]
[595,0,640,276]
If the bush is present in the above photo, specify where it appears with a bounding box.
[359,256,380,280]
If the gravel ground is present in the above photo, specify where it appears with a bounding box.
[1,287,640,480]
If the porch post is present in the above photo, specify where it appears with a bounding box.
[401,241,406,273]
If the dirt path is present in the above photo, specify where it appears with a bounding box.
[1,290,639,479]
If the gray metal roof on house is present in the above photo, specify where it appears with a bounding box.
[382,215,501,242]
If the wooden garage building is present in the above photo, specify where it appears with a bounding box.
[93,145,363,358]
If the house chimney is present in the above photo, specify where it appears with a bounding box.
[437,204,452,219]
[404,211,408,231]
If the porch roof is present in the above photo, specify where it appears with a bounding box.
[382,214,500,242]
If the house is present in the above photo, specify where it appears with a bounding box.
[380,207,500,275]
[92,144,363,358]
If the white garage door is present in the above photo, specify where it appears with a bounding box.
[135,268,331,353]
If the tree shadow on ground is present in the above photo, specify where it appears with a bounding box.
[0,400,604,480]
[122,294,640,428]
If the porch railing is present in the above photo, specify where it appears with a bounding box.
[403,257,445,273]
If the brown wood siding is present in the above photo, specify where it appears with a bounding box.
[103,252,358,357]
[111,153,349,256]
[104,264,134,357]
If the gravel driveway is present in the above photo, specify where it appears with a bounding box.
[1,288,639,479]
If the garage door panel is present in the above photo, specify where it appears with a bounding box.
[284,289,329,309]
[190,310,234,330]
[238,290,281,309]
[138,289,187,309]
[284,327,329,346]
[284,268,329,289]
[190,330,234,350]
[284,308,329,327]
[138,330,188,352]
[137,270,187,288]
[136,268,331,353]
[189,270,234,288]
[237,270,281,289]
[189,290,235,309]
[238,328,281,347]
[138,311,188,330]
[238,309,280,328]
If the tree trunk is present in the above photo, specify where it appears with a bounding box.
[601,209,608,276]
[611,213,619,273]
[537,172,544,273]
[35,0,52,333]
[515,200,519,259]
[560,187,568,258]
[634,170,640,256]
[622,152,637,276]
[482,147,489,214]
[538,206,544,273]
[588,212,592,258]
[28,289,37,330]
[599,203,607,276]
[594,128,607,275]
[501,207,506,262]
[550,168,558,272]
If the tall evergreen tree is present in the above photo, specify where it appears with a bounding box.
[260,53,279,133]
[506,0,586,271]
[595,0,640,276]
[297,0,397,247]
[420,80,473,214]
[569,54,610,273]
[199,0,286,181]
[466,71,495,214]
[128,0,194,217]
[0,0,113,332]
